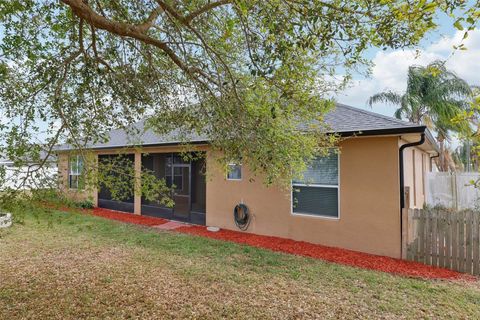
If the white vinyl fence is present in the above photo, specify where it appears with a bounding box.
[0,164,57,190]
[426,172,480,210]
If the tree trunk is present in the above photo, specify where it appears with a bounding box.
[438,136,446,172]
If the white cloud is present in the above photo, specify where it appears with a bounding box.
[371,50,442,91]
[429,29,480,54]
[337,29,480,116]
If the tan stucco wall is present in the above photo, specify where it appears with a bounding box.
[401,143,432,209]
[206,136,402,258]
[58,138,435,258]
[57,152,97,204]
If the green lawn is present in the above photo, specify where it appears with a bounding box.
[1,209,480,319]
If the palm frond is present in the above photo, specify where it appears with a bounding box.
[367,91,403,107]
[393,108,403,120]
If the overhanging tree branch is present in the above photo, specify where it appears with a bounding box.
[184,0,232,23]
[60,0,216,85]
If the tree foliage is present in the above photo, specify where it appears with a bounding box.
[96,154,174,207]
[0,0,479,191]
[452,86,480,172]
[369,60,473,171]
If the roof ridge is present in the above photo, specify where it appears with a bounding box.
[334,103,419,127]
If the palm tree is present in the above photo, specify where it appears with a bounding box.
[368,60,472,171]
[454,140,479,172]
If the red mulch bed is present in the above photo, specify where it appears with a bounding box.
[91,207,168,226]
[50,205,473,281]
[176,226,473,281]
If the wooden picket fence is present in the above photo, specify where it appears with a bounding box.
[404,208,480,275]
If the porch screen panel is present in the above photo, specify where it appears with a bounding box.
[98,154,134,203]
[191,157,206,213]
[141,153,168,207]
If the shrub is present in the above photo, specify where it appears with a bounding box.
[76,200,94,209]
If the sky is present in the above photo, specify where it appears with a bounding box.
[336,15,480,120]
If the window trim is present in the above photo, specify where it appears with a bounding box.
[226,163,242,181]
[68,155,84,190]
[291,153,340,220]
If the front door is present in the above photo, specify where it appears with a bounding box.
[172,164,191,220]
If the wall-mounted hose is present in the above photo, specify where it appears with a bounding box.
[234,203,250,231]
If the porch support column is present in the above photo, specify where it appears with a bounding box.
[134,151,142,215]
[92,153,99,207]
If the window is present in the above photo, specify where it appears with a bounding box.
[292,152,339,218]
[69,155,84,189]
[227,164,242,180]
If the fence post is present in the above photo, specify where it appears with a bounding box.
[419,209,425,263]
[445,211,452,270]
[402,186,411,260]
[439,209,445,268]
[404,186,410,209]
[459,210,465,273]
[452,173,458,210]
[402,208,409,259]
[473,212,480,275]
[452,210,458,271]
[432,207,438,267]
[466,210,473,274]
[425,208,431,265]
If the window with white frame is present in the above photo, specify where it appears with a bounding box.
[227,163,242,180]
[69,155,84,189]
[292,152,339,218]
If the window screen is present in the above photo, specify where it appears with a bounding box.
[292,152,339,217]
[293,153,338,185]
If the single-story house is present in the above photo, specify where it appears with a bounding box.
[56,103,438,258]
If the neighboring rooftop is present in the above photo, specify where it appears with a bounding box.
[0,150,57,165]
[56,103,431,151]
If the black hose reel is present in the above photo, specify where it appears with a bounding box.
[234,203,251,231]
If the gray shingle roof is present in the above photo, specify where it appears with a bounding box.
[56,103,428,151]
[325,103,422,133]
[85,120,208,150]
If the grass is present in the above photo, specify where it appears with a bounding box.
[1,209,480,319]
